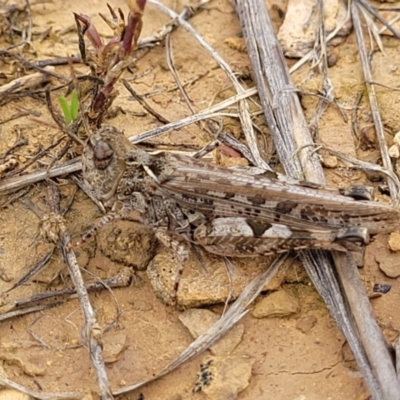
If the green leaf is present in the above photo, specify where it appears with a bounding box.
[58,96,72,125]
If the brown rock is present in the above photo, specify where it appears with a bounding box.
[321,154,338,168]
[378,260,400,279]
[278,0,350,58]
[374,240,400,278]
[252,289,300,318]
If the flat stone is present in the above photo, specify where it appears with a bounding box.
[194,356,254,400]
[252,289,300,318]
[296,316,317,334]
[102,333,127,364]
[378,260,400,279]
[179,309,244,356]
[373,241,400,278]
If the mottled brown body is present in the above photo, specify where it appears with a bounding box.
[82,126,400,258]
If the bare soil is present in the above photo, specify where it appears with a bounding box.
[0,1,400,399]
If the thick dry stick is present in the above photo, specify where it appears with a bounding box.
[0,66,55,95]
[234,1,400,399]
[0,158,82,193]
[234,4,316,179]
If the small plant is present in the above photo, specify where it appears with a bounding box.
[74,0,146,129]
[57,89,79,125]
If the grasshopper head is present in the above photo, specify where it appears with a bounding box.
[82,125,132,206]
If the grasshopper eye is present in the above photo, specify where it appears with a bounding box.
[93,140,114,170]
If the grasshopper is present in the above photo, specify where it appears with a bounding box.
[81,126,400,302]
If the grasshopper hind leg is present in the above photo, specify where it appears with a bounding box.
[70,212,124,249]
[155,228,190,306]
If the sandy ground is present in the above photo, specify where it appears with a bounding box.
[0,0,400,399]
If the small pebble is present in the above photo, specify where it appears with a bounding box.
[373,284,391,294]
[388,232,400,252]
[296,316,317,334]
[321,154,338,168]
[102,333,127,364]
[393,131,400,147]
[327,52,338,68]
[388,145,399,159]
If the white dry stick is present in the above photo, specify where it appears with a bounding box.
[0,66,55,95]
[0,158,82,193]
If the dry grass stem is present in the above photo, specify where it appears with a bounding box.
[149,0,270,170]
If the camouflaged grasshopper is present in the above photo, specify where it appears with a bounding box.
[80,126,400,301]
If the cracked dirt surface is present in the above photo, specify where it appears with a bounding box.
[0,0,400,399]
